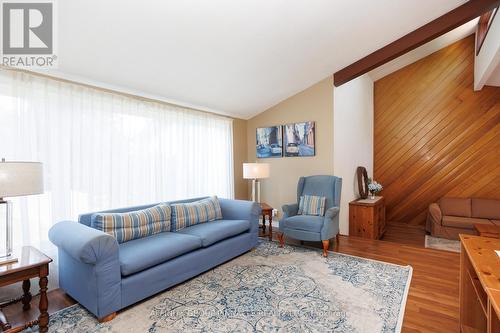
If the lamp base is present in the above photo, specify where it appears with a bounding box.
[0,199,14,264]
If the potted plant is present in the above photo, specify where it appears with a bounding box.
[368,179,383,199]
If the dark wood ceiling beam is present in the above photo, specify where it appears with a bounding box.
[333,0,500,87]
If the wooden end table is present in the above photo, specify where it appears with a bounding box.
[260,202,273,241]
[349,196,386,240]
[0,246,52,333]
[473,223,500,238]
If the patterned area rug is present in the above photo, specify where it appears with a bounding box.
[424,235,461,253]
[27,240,412,332]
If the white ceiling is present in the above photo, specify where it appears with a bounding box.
[39,0,469,119]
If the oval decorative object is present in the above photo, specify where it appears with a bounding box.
[356,166,369,199]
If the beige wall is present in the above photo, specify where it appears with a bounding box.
[232,118,248,199]
[246,77,334,213]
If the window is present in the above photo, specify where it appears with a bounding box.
[0,69,234,249]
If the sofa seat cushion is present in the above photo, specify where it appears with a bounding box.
[177,220,250,247]
[442,216,491,229]
[119,232,202,276]
[282,215,323,233]
[472,198,500,220]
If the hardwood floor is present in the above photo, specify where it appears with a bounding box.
[2,230,460,333]
[382,221,427,247]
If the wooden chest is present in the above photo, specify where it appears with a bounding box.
[349,196,386,239]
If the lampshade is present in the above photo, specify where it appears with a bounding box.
[243,163,270,179]
[0,161,44,198]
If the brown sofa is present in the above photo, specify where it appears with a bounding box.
[426,197,500,240]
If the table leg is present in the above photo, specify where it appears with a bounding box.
[22,279,32,311]
[268,213,273,241]
[261,213,266,233]
[38,276,49,333]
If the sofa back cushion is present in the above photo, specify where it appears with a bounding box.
[439,197,471,217]
[171,196,222,231]
[91,204,171,243]
[471,198,500,219]
[298,195,326,216]
[79,197,209,227]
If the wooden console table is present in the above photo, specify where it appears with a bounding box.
[0,247,52,333]
[349,196,386,240]
[460,235,500,332]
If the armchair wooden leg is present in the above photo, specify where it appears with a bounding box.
[322,240,329,257]
[277,232,285,247]
[98,312,117,323]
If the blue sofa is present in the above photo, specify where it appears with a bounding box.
[49,197,260,320]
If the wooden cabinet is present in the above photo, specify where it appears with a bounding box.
[349,196,386,239]
[459,235,500,333]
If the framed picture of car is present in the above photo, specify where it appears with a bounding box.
[256,125,283,158]
[284,121,315,157]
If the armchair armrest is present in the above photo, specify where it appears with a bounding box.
[49,221,119,264]
[324,206,340,220]
[321,206,340,240]
[282,203,299,218]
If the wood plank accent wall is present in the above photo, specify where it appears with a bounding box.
[374,36,500,225]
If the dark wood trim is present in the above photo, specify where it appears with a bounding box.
[333,0,500,86]
[476,7,498,55]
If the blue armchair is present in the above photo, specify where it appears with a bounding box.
[278,175,342,257]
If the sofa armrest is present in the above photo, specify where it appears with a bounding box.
[219,198,261,235]
[282,203,299,218]
[428,203,442,223]
[49,221,121,319]
[49,221,119,265]
[426,203,443,233]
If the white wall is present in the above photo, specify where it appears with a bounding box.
[474,13,500,90]
[333,75,374,235]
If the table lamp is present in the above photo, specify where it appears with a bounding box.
[0,159,44,264]
[243,163,270,202]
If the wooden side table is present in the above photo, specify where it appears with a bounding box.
[260,202,273,241]
[0,246,52,333]
[349,196,386,240]
[473,223,500,238]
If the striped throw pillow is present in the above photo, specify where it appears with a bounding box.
[92,204,171,243]
[171,196,223,231]
[298,195,326,216]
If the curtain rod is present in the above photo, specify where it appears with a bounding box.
[0,65,237,121]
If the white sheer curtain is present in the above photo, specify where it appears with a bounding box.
[0,69,234,250]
